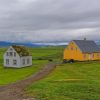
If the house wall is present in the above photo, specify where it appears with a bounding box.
[64,41,100,61]
[84,53,100,61]
[4,46,32,68]
[20,56,32,67]
[64,41,84,61]
[4,46,21,68]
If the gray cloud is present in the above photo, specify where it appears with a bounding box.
[0,0,100,42]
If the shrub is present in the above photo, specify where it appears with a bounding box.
[48,59,53,62]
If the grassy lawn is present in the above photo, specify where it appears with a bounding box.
[26,61,100,100]
[1,46,100,100]
[0,46,64,85]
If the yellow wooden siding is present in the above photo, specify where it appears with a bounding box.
[93,53,100,60]
[64,41,100,61]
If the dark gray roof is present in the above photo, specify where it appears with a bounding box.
[73,40,100,53]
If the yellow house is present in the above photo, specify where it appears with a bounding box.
[64,39,100,61]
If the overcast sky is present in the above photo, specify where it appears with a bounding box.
[0,0,100,42]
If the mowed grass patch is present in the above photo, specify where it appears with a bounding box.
[0,46,64,85]
[27,61,100,100]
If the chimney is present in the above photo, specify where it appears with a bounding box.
[84,38,87,41]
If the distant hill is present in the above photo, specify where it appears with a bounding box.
[0,41,68,47]
[0,41,12,47]
[0,40,99,47]
[0,41,40,47]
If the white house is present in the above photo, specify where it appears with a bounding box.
[4,45,32,68]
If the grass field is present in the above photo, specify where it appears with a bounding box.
[26,61,100,100]
[0,46,64,85]
[1,46,100,100]
[30,46,64,61]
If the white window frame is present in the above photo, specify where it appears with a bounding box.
[14,52,16,57]
[23,59,25,65]
[6,52,9,56]
[9,52,13,56]
[13,60,17,65]
[6,59,9,65]
[27,58,30,64]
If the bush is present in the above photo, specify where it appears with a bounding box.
[37,58,44,60]
[48,59,53,62]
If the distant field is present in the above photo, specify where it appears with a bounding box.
[0,46,64,85]
[29,46,64,61]
[27,61,100,100]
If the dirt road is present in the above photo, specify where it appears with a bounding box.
[0,63,56,100]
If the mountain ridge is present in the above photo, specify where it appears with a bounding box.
[0,41,68,47]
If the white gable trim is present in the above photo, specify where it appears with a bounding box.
[4,46,20,58]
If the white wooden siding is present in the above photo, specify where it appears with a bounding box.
[4,46,32,68]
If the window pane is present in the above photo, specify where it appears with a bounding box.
[92,54,94,58]
[13,60,17,65]
[71,47,73,50]
[23,59,25,65]
[84,54,86,59]
[6,52,9,56]
[14,52,16,57]
[6,59,9,65]
[10,52,13,56]
[27,58,29,64]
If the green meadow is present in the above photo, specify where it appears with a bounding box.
[27,61,100,100]
[0,46,63,85]
[24,47,100,100]
[0,46,100,100]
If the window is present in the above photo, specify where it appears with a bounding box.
[84,54,86,59]
[13,60,17,65]
[71,47,73,50]
[6,52,9,56]
[6,59,9,65]
[9,52,13,56]
[23,59,25,65]
[10,48,13,51]
[92,53,94,58]
[97,54,99,57]
[14,52,16,57]
[27,58,30,64]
